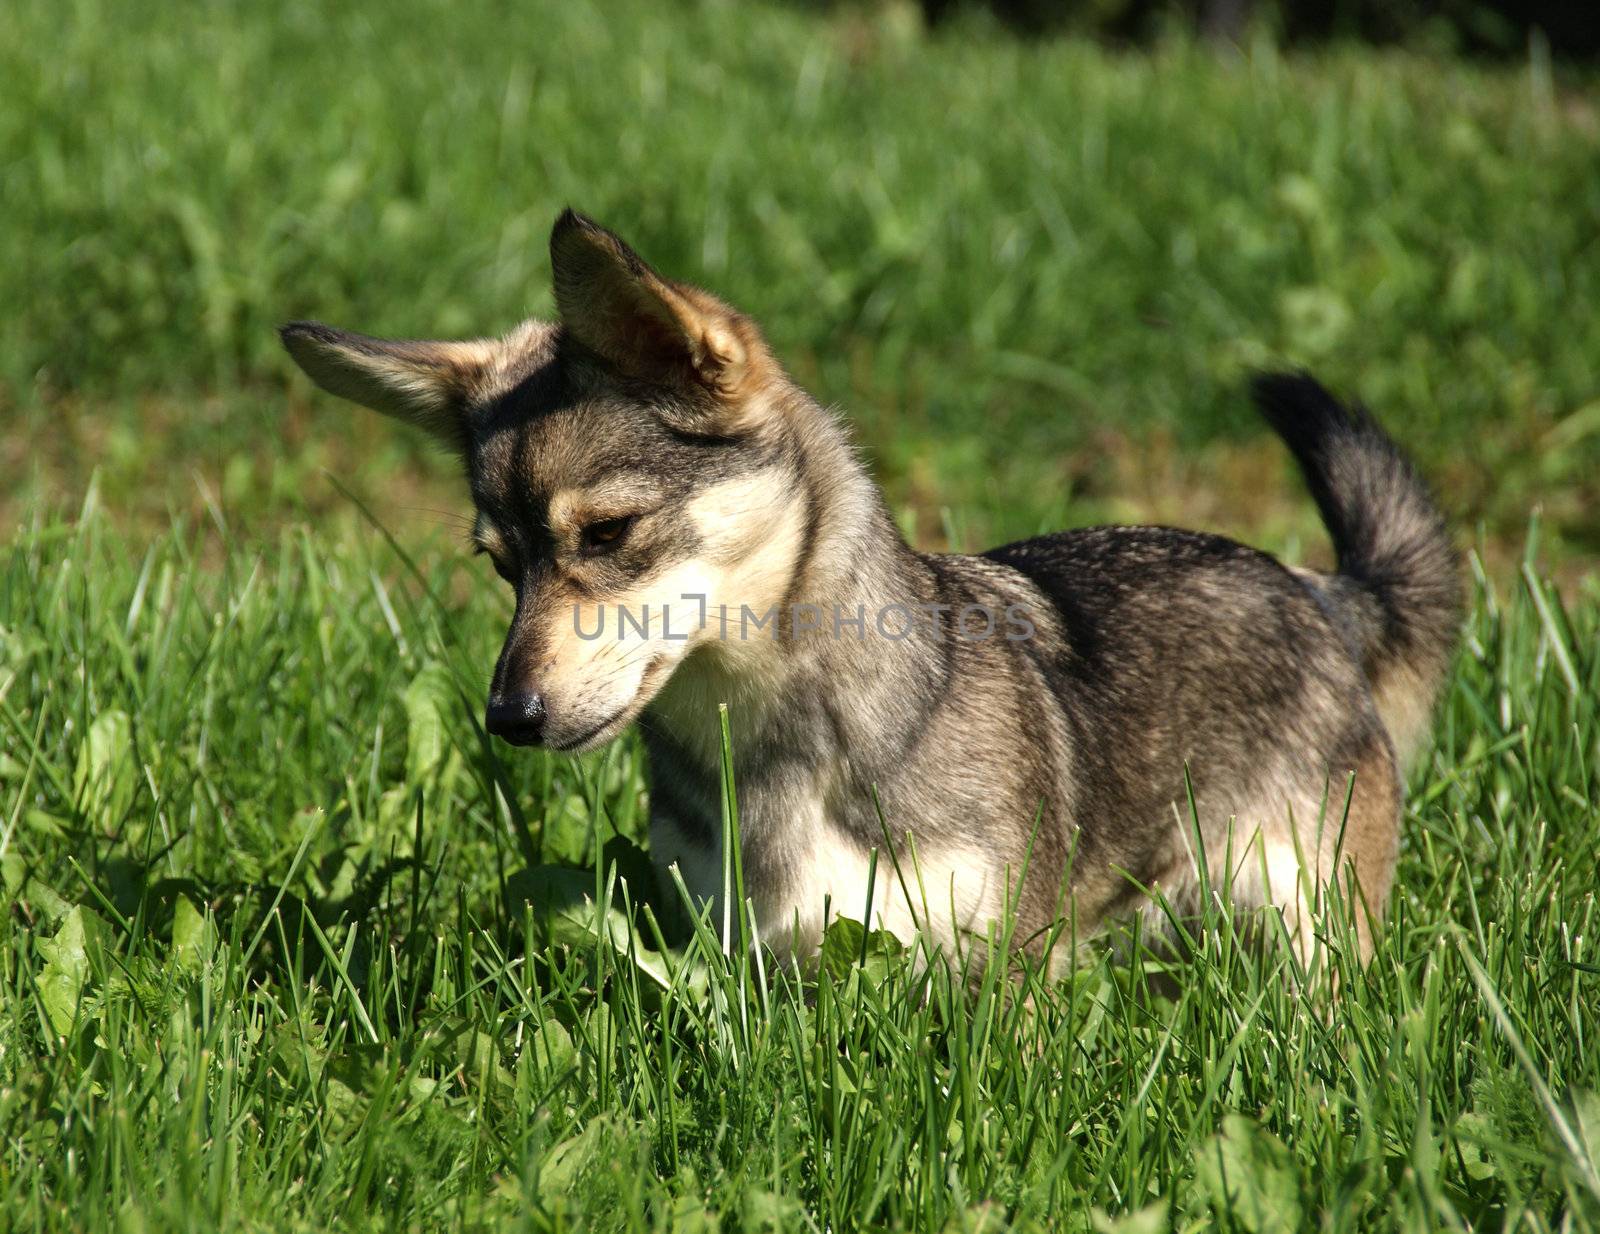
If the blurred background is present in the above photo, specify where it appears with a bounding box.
[4,0,1598,572]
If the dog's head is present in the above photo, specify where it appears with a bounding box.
[283,211,813,752]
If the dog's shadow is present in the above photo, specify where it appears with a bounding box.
[500,833,698,959]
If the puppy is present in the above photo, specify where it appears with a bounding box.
[283,210,1458,967]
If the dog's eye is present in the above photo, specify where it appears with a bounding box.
[580,515,635,556]
[474,544,515,584]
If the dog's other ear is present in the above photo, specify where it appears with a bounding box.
[279,322,495,448]
[550,210,766,402]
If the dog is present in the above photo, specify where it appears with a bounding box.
[282,209,1459,969]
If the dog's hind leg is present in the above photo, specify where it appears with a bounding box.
[1133,736,1401,972]
[1228,734,1402,968]
[1318,730,1402,963]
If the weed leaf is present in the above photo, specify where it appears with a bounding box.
[34,905,104,1035]
[1192,1114,1301,1232]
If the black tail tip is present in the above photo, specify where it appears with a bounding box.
[1250,369,1371,452]
[1250,369,1341,422]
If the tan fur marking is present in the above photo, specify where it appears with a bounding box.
[546,478,667,545]
[1335,739,1401,961]
[1372,663,1436,769]
[471,517,510,563]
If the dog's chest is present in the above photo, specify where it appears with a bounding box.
[644,746,1005,960]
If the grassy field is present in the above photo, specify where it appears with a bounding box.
[2,500,1597,1233]
[3,0,1599,1230]
[4,0,1600,559]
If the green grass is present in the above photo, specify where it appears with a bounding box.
[2,500,1598,1232]
[2,0,1599,557]
[4,0,1600,1229]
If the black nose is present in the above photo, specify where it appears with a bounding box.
[485,691,546,746]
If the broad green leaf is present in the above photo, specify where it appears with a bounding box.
[529,1018,576,1080]
[819,917,865,982]
[461,1028,512,1092]
[73,709,135,823]
[541,796,594,867]
[15,871,72,924]
[1092,1205,1167,1234]
[819,915,904,984]
[1451,1111,1499,1181]
[536,1117,612,1195]
[169,895,214,973]
[403,661,453,784]
[1192,1114,1301,1233]
[35,906,104,1035]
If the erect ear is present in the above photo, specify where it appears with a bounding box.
[550,209,764,399]
[279,321,496,448]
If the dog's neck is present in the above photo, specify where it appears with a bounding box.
[643,400,941,773]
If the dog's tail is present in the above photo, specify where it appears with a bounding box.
[1253,372,1460,764]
